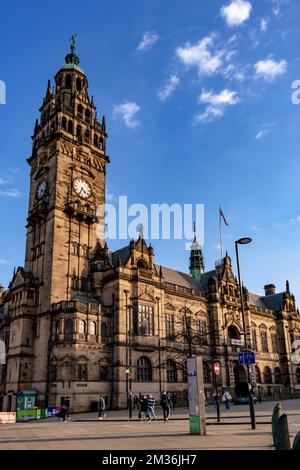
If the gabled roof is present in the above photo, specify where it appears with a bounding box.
[261,293,284,311]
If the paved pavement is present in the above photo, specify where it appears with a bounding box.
[0,399,299,450]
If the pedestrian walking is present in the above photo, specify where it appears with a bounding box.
[161,391,171,423]
[58,399,68,422]
[212,391,219,408]
[65,396,71,420]
[98,394,106,419]
[139,395,149,421]
[147,394,156,421]
[222,389,232,410]
[133,394,139,409]
[171,393,177,409]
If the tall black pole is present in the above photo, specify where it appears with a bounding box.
[156,297,162,394]
[128,304,132,419]
[124,290,129,409]
[235,242,256,430]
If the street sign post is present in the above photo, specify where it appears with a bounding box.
[238,351,256,365]
[213,362,220,375]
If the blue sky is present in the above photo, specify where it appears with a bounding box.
[1,0,300,302]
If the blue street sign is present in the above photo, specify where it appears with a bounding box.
[238,351,255,365]
[238,352,244,365]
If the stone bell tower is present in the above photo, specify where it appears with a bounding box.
[25,35,109,312]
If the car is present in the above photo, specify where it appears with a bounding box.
[233,396,258,405]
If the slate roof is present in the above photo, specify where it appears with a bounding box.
[72,295,100,304]
[249,292,284,311]
[156,265,202,291]
[110,246,131,267]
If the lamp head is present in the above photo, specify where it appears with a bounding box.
[236,237,252,245]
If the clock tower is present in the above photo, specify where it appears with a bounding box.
[25,37,109,312]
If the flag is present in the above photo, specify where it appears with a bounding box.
[219,206,228,226]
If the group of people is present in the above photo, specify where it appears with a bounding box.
[212,388,232,410]
[134,391,176,423]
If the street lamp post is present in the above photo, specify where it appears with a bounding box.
[156,297,162,394]
[235,237,256,430]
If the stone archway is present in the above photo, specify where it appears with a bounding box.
[233,363,248,396]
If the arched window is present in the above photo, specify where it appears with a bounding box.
[62,117,67,130]
[255,366,262,384]
[90,321,96,336]
[78,104,83,115]
[67,120,73,134]
[99,137,104,150]
[85,108,90,121]
[65,318,73,336]
[167,360,177,383]
[77,362,87,381]
[85,129,90,140]
[79,320,86,334]
[55,320,60,334]
[101,322,108,338]
[228,325,240,341]
[65,74,71,89]
[50,361,58,381]
[137,356,152,382]
[296,368,300,385]
[76,125,82,137]
[203,362,212,383]
[260,326,269,352]
[274,367,282,384]
[76,78,82,91]
[264,366,272,384]
[93,135,98,147]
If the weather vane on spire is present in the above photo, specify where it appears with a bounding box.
[70,33,77,53]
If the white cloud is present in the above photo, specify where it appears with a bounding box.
[113,102,141,129]
[176,34,223,77]
[272,0,287,17]
[254,58,287,80]
[195,88,239,125]
[199,88,239,106]
[220,0,252,27]
[0,177,10,185]
[260,18,268,31]
[256,129,269,140]
[290,216,300,223]
[0,259,9,265]
[136,31,159,53]
[194,106,224,125]
[0,188,21,198]
[157,74,180,101]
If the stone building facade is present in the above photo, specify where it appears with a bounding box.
[1,44,300,412]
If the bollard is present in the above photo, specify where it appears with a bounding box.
[274,413,291,450]
[272,402,282,446]
[292,431,300,450]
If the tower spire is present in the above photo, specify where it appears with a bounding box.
[189,221,204,280]
[64,33,80,66]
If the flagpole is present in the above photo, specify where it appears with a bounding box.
[219,206,223,260]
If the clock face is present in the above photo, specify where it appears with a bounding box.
[73,178,92,199]
[36,180,47,200]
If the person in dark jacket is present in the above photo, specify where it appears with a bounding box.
[161,391,171,423]
[139,395,149,421]
[171,393,177,409]
[58,399,68,422]
[98,395,106,419]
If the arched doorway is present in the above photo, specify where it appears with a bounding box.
[233,363,248,396]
